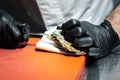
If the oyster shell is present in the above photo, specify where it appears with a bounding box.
[47,29,85,55]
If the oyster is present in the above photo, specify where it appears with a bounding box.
[47,29,85,55]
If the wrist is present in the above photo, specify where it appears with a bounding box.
[106,4,120,38]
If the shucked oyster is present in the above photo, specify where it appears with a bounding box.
[47,29,86,55]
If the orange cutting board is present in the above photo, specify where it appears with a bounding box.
[0,38,86,80]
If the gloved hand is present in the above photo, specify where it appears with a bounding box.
[60,19,120,58]
[0,10,30,48]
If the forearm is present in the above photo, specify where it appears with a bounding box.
[107,4,120,38]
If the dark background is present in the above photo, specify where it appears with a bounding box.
[0,0,46,33]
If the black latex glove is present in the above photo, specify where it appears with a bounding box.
[60,19,120,58]
[0,10,30,48]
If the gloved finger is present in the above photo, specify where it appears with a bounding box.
[72,37,94,47]
[57,26,61,29]
[16,23,30,42]
[88,47,105,58]
[21,23,30,42]
[6,18,22,43]
[61,19,80,35]
[1,23,18,48]
[64,27,82,41]
[0,10,22,43]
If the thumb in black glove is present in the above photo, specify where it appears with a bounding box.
[0,10,30,48]
[60,19,119,58]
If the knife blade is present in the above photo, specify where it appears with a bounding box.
[29,32,49,37]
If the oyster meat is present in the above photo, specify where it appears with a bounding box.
[47,29,86,55]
